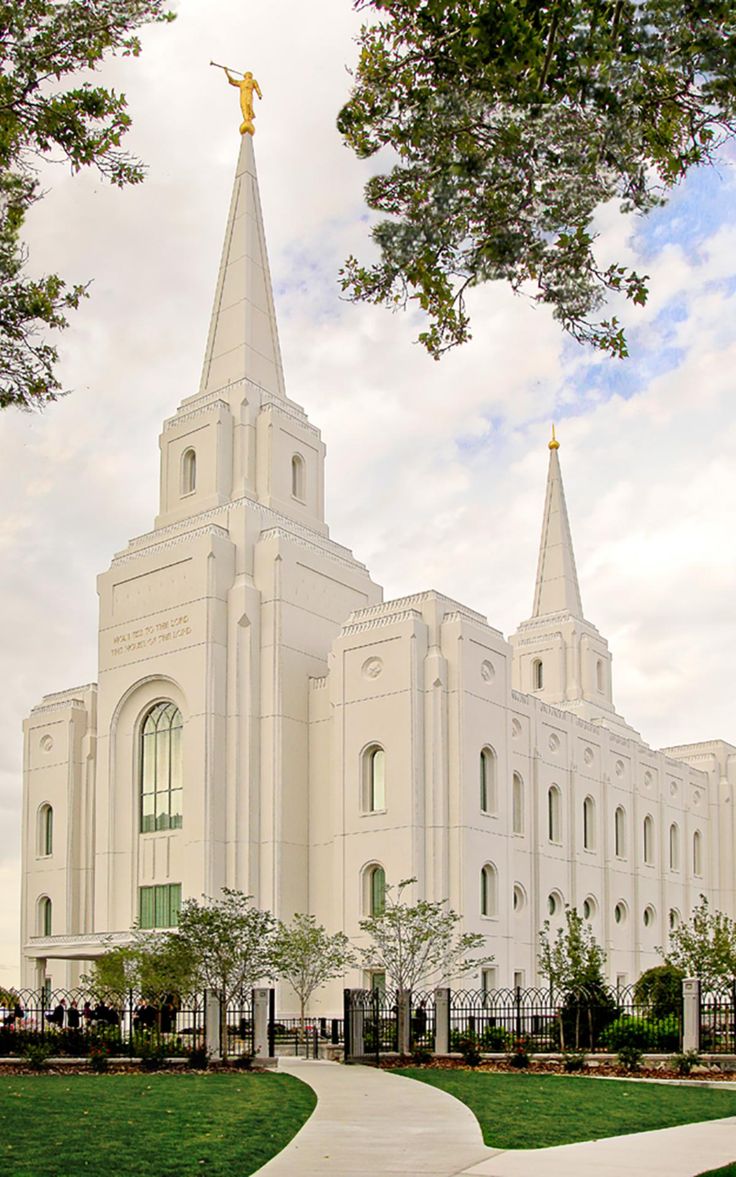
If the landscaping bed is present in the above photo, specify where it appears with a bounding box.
[377,1053,736,1080]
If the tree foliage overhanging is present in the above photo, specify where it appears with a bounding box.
[0,1,175,411]
[338,0,736,358]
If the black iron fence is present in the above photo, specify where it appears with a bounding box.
[0,988,205,1058]
[701,985,736,1054]
[224,989,255,1058]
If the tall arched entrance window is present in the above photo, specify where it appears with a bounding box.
[140,702,183,832]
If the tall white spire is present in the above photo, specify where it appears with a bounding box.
[199,132,286,398]
[532,428,583,618]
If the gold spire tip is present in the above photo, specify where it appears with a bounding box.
[548,424,560,451]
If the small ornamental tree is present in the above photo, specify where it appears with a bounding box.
[659,896,736,991]
[271,914,357,1036]
[84,933,196,1004]
[359,878,493,992]
[539,905,613,1049]
[634,964,684,1020]
[175,889,277,1057]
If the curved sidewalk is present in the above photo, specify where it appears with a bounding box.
[254,1060,736,1177]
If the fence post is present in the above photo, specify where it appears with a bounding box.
[434,988,450,1054]
[205,989,221,1060]
[682,977,700,1053]
[398,989,411,1055]
[252,987,272,1060]
[344,989,364,1061]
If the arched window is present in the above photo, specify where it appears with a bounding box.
[614,806,626,858]
[291,453,305,500]
[367,865,386,916]
[643,815,654,865]
[480,746,496,814]
[669,908,681,932]
[533,659,544,690]
[480,863,498,917]
[548,785,561,843]
[512,772,524,834]
[181,448,196,495]
[362,745,386,813]
[596,659,604,691]
[38,804,53,857]
[583,796,596,850]
[693,830,703,876]
[38,896,52,937]
[669,823,680,871]
[140,702,183,833]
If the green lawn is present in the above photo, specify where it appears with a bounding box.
[697,1168,736,1177]
[0,1072,316,1176]
[395,1070,736,1150]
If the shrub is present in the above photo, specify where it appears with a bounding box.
[23,1042,53,1070]
[411,1047,433,1065]
[562,1050,586,1072]
[187,1045,210,1070]
[557,982,618,1050]
[507,1037,532,1069]
[458,1037,481,1067]
[480,1026,509,1052]
[634,965,684,1020]
[230,1052,253,1069]
[135,1033,166,1072]
[600,1014,680,1053]
[89,1042,110,1073]
[671,1049,701,1076]
[618,1043,643,1071]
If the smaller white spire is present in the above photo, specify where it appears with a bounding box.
[199,132,286,398]
[532,429,583,618]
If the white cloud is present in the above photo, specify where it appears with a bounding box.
[1,0,735,982]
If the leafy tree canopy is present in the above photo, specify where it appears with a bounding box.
[659,895,736,991]
[0,0,175,410]
[359,877,493,991]
[538,905,607,996]
[271,913,357,1029]
[175,888,277,1003]
[85,933,197,1000]
[633,963,684,1019]
[339,0,736,358]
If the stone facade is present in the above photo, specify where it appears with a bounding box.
[20,133,736,1011]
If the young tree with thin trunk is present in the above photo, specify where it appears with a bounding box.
[659,895,736,991]
[271,914,357,1037]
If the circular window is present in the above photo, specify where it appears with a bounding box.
[643,905,656,928]
[669,908,680,932]
[547,892,560,917]
[513,884,525,913]
[614,901,627,925]
[583,896,597,921]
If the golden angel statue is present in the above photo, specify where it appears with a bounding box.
[211,63,263,135]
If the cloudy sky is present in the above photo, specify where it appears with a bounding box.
[1,0,734,986]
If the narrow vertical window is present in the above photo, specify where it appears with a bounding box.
[693,830,703,876]
[643,814,654,865]
[548,785,561,843]
[368,865,386,916]
[140,702,183,832]
[38,896,52,937]
[533,659,544,690]
[583,796,595,850]
[480,864,497,917]
[669,823,679,871]
[480,746,496,814]
[181,448,196,495]
[362,745,385,812]
[615,805,626,857]
[291,453,305,500]
[512,772,524,834]
[596,659,604,691]
[38,804,53,857]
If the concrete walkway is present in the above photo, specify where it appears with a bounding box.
[254,1059,736,1177]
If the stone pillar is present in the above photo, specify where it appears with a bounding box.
[397,990,411,1055]
[434,988,450,1054]
[344,989,364,1060]
[205,989,221,1060]
[682,977,700,1053]
[252,987,271,1060]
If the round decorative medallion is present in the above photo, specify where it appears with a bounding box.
[615,759,624,778]
[693,789,701,806]
[511,718,522,739]
[362,657,383,680]
[40,735,54,753]
[583,747,594,766]
[644,770,653,787]
[548,733,560,752]
[480,659,495,683]
[669,780,678,797]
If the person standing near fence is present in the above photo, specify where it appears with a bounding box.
[67,1000,80,1030]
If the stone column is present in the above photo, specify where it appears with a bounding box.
[397,990,411,1055]
[682,977,701,1053]
[252,987,272,1059]
[344,989,364,1060]
[434,988,450,1054]
[205,989,221,1059]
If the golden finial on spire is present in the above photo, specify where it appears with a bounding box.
[211,61,262,135]
[549,424,560,450]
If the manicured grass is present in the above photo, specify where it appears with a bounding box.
[697,1167,736,1177]
[395,1070,736,1150]
[0,1072,315,1176]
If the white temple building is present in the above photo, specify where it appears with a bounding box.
[20,129,736,1009]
